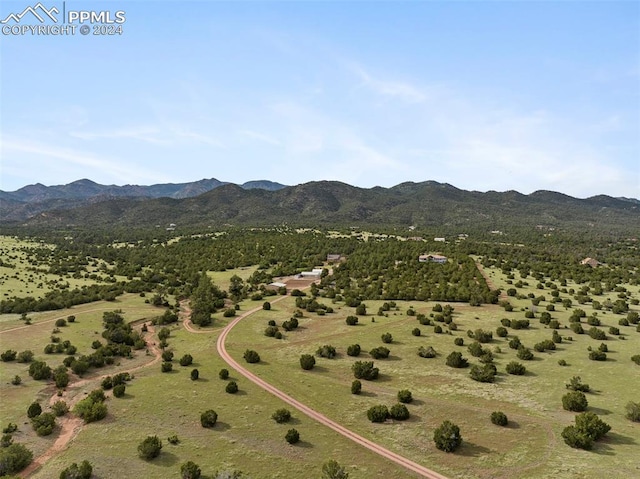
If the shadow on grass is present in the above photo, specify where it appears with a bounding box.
[294,440,314,449]
[588,406,612,416]
[457,441,491,458]
[505,420,521,429]
[194,377,210,383]
[213,421,231,432]
[358,390,378,398]
[231,389,248,396]
[405,413,423,423]
[384,355,403,361]
[150,450,179,467]
[374,373,394,383]
[602,432,637,446]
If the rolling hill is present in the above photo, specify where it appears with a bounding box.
[2,180,638,232]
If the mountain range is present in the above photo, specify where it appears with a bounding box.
[1,179,638,232]
[0,178,286,222]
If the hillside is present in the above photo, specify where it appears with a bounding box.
[3,180,638,232]
[0,178,287,221]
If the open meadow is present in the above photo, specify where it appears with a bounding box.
[0,234,638,479]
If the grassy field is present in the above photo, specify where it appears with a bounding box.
[0,236,118,300]
[223,270,640,479]
[1,258,638,478]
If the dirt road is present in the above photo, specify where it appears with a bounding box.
[211,295,450,479]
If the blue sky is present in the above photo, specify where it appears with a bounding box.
[1,1,638,198]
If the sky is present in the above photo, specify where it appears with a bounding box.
[1,1,638,198]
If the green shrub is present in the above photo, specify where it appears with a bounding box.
[0,443,33,476]
[138,436,162,460]
[316,345,337,359]
[369,346,390,359]
[445,351,468,368]
[59,460,92,479]
[562,391,588,412]
[490,411,508,426]
[225,381,239,394]
[346,344,361,357]
[397,389,413,403]
[285,428,300,444]
[180,461,201,479]
[366,405,389,423]
[389,403,410,421]
[243,350,260,363]
[505,361,526,375]
[27,402,42,419]
[625,401,640,422]
[271,409,292,423]
[351,380,362,395]
[433,420,462,452]
[299,354,316,370]
[179,354,193,366]
[219,368,229,380]
[200,410,218,428]
[52,401,69,417]
[113,384,126,398]
[352,361,379,380]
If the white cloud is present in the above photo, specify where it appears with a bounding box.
[350,64,431,104]
[240,129,281,146]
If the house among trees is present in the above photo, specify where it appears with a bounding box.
[434,237,446,242]
[266,281,287,291]
[419,254,448,264]
[299,268,324,279]
[580,257,601,268]
[326,254,345,262]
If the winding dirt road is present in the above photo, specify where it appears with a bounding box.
[206,295,449,479]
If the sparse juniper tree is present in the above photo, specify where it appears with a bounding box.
[285,428,300,444]
[138,436,162,460]
[490,411,508,426]
[389,403,410,421]
[352,361,379,380]
[346,344,361,356]
[366,405,389,423]
[321,459,349,479]
[59,460,93,479]
[180,461,202,479]
[299,354,316,370]
[433,420,462,452]
[243,350,260,363]
[271,409,291,423]
[445,351,468,368]
[200,410,218,428]
[351,380,362,395]
[625,402,640,422]
[397,389,413,403]
[562,391,588,412]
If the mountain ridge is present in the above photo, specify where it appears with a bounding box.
[2,179,637,231]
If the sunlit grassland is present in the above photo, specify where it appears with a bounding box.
[0,235,119,299]
[224,276,640,479]
[0,295,164,458]
[1,261,638,479]
[207,265,260,292]
[27,323,412,479]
